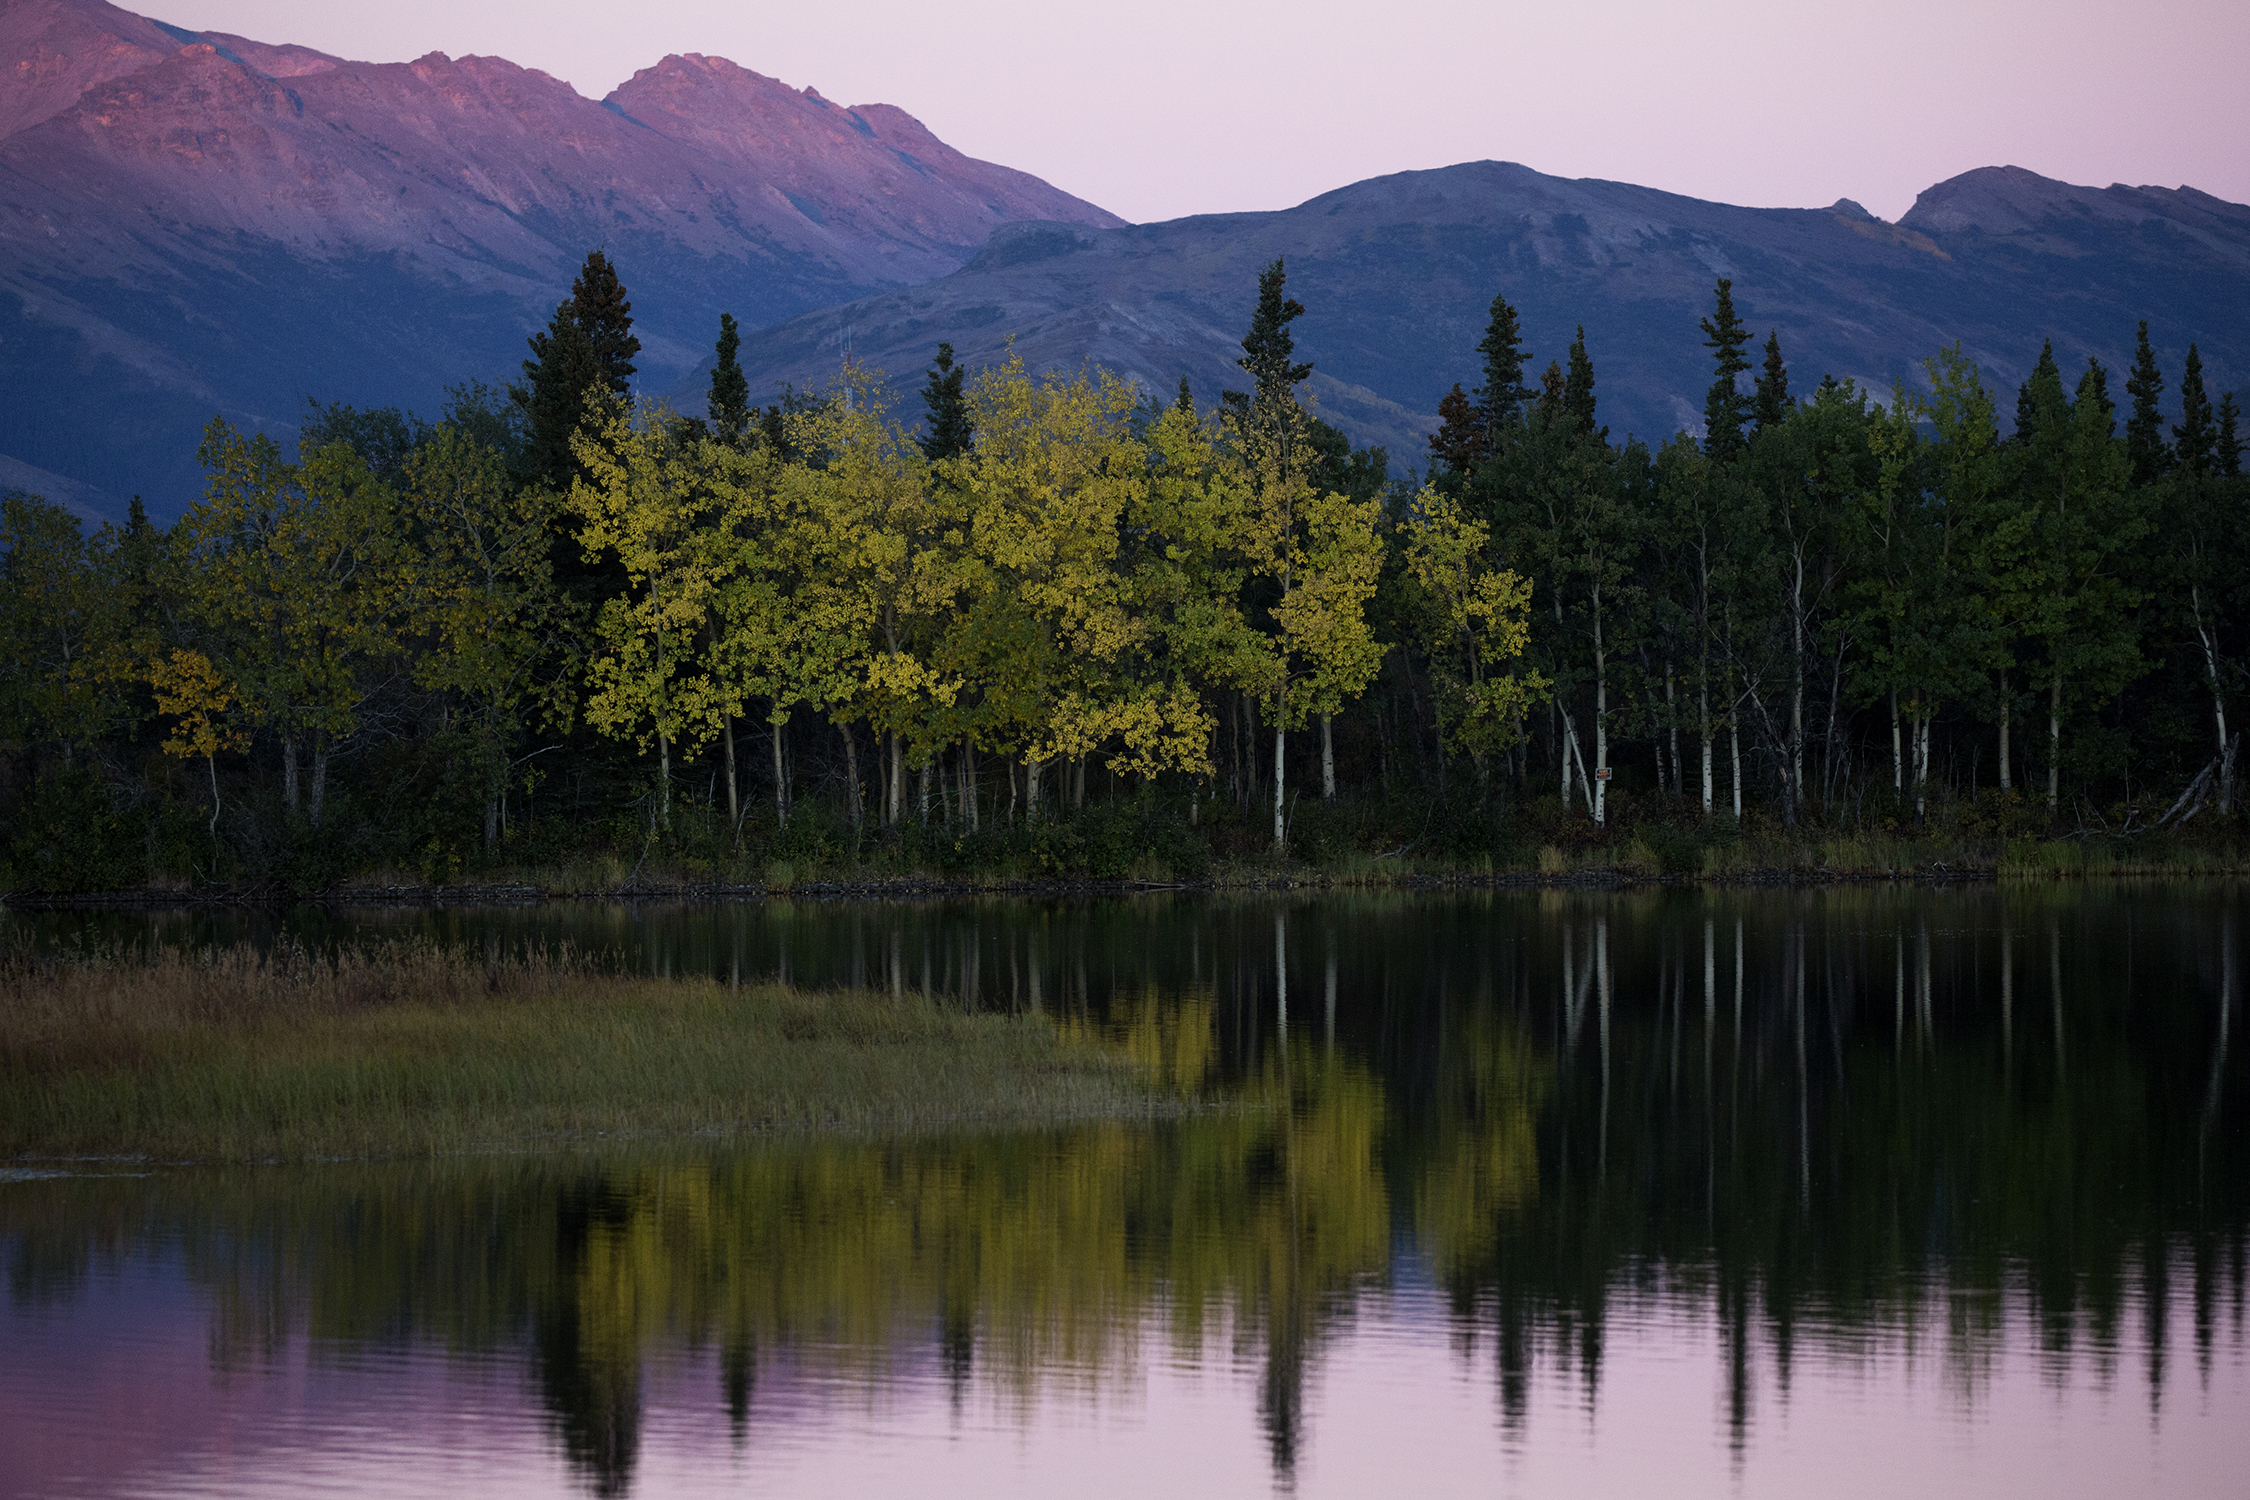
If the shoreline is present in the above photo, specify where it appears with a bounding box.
[17,863,2250,912]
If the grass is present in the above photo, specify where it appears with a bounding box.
[0,942,1162,1163]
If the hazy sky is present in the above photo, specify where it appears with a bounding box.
[153,0,2250,225]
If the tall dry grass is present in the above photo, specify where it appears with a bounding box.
[1,941,1155,1162]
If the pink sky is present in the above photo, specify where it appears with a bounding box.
[149,0,2249,225]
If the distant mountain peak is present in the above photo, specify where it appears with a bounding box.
[0,0,1124,519]
[1900,164,2247,240]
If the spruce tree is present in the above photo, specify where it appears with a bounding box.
[1752,330,1791,435]
[2218,392,2243,479]
[1224,258,1313,414]
[2013,342,2062,444]
[1563,325,1601,440]
[1427,383,1488,478]
[708,312,750,442]
[1699,279,1752,461]
[511,249,641,489]
[1534,360,1567,425]
[2124,319,2169,482]
[572,249,640,397]
[1175,375,1195,418]
[1475,294,1533,442]
[2080,356,2115,435]
[919,342,973,461]
[2174,344,2215,473]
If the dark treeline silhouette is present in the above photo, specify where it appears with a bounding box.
[1,252,2244,891]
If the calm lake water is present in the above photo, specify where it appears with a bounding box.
[4,887,2246,1499]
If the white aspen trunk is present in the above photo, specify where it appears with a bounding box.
[1791,549,1805,808]
[1272,723,1288,850]
[1561,710,1595,817]
[282,734,300,814]
[841,724,861,830]
[206,753,222,834]
[1891,689,1903,800]
[1730,717,1742,822]
[724,712,740,834]
[1321,713,1335,801]
[1026,754,1042,819]
[1594,670,1609,828]
[771,713,789,828]
[1592,580,1609,828]
[658,729,672,829]
[1699,678,1714,816]
[2194,587,2230,771]
[887,732,902,827]
[1559,697,1574,806]
[1914,715,1929,821]
[918,762,930,824]
[2047,674,2062,814]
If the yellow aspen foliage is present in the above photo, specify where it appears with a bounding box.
[147,647,248,831]
[1400,488,1550,756]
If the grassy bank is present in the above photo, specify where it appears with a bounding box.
[323,820,2250,894]
[0,943,1160,1163]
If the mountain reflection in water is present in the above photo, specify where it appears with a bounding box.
[2,887,2245,1498]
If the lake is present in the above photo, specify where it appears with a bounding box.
[3,886,2245,1498]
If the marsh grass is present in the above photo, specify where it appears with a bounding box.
[0,942,1157,1163]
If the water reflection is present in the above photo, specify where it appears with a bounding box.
[3,887,2246,1497]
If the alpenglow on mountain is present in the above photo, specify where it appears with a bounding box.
[0,0,1121,520]
[5,0,2246,522]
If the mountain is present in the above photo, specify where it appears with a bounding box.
[0,0,1120,520]
[681,161,2250,467]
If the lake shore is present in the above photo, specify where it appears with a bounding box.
[0,944,1166,1164]
[6,830,2244,910]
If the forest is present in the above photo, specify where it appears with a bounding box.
[0,250,2244,891]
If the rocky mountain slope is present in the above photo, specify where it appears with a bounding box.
[684,161,2249,466]
[0,0,1120,518]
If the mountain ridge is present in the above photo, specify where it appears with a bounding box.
[0,0,1120,517]
[680,159,2248,465]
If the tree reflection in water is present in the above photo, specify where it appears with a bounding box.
[2,886,2244,1496]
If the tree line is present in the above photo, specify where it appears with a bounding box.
[0,248,2243,887]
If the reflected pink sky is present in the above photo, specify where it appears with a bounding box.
[8,1250,2244,1499]
[146,0,2250,226]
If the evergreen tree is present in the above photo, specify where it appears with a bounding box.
[2013,342,2061,444]
[1475,294,1533,442]
[919,342,973,462]
[1223,258,1313,415]
[2080,357,2115,436]
[708,312,750,443]
[1752,330,1791,436]
[2174,344,2215,473]
[572,249,640,396]
[2124,320,2169,483]
[2218,392,2243,479]
[1175,375,1195,418]
[512,249,641,490]
[1534,361,1567,425]
[1563,326,1602,441]
[1427,384,1489,482]
[1699,279,1753,461]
